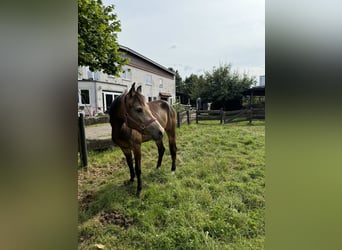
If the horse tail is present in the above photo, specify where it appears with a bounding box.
[158,100,176,133]
[169,103,177,132]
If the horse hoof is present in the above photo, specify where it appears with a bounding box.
[171,171,175,175]
[136,191,141,198]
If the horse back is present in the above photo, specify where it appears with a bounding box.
[148,100,176,132]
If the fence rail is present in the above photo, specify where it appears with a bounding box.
[176,108,265,127]
[196,110,224,123]
[177,110,196,127]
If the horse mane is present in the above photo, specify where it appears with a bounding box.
[109,93,125,124]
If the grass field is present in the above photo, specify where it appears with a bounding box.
[78,121,265,249]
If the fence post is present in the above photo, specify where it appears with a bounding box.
[220,109,223,124]
[196,110,199,124]
[248,107,253,125]
[78,113,88,167]
[186,110,190,125]
[177,112,181,128]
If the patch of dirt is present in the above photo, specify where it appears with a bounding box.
[117,157,128,168]
[99,210,133,229]
[78,159,128,207]
[79,234,92,244]
[79,192,95,210]
[79,159,127,181]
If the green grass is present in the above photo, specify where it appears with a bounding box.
[78,121,265,249]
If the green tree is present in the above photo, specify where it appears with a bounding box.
[78,0,127,76]
[185,74,206,100]
[205,64,256,110]
[186,64,256,110]
[168,67,183,92]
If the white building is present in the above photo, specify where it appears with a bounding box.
[259,75,265,86]
[78,45,176,116]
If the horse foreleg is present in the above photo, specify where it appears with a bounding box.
[122,148,135,183]
[155,140,165,169]
[133,145,142,197]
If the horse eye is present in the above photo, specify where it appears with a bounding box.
[135,107,143,113]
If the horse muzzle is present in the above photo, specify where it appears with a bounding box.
[148,126,164,141]
[142,119,164,140]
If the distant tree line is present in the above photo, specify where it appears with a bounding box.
[169,64,256,111]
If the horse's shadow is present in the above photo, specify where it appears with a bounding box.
[79,180,136,224]
[79,165,173,224]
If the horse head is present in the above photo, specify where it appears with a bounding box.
[123,83,164,140]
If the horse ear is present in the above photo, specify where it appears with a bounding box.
[128,82,136,96]
[136,85,142,93]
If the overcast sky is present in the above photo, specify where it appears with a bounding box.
[103,0,264,82]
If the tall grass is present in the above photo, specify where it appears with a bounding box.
[78,121,265,249]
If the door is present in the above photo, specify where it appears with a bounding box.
[105,94,113,113]
[103,91,121,113]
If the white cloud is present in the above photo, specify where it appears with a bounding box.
[104,0,265,79]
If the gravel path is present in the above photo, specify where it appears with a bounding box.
[85,124,111,140]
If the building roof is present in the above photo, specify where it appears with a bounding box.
[119,45,175,76]
[159,92,172,97]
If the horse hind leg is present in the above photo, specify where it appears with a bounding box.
[169,109,177,173]
[156,140,165,169]
[167,132,177,172]
[169,140,177,172]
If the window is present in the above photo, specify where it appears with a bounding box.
[94,71,100,80]
[86,67,93,79]
[159,78,163,88]
[78,67,82,80]
[145,74,152,85]
[80,89,90,105]
[121,68,132,80]
[148,97,152,102]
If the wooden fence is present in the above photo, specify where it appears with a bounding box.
[78,113,88,167]
[196,110,224,123]
[177,110,197,127]
[176,108,265,127]
[223,108,265,124]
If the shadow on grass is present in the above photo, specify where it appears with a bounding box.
[79,164,173,224]
[79,180,137,224]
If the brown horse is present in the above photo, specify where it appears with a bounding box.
[109,83,177,197]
